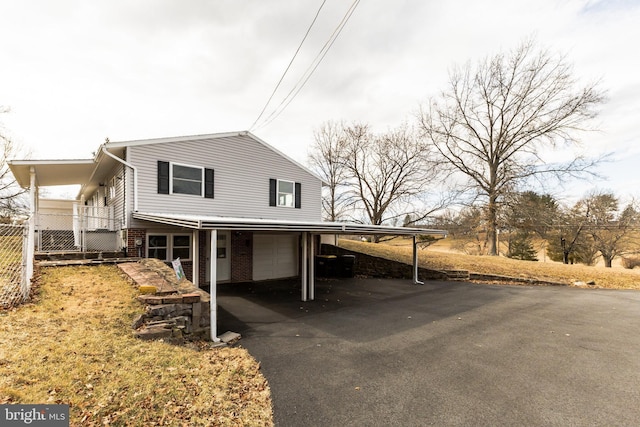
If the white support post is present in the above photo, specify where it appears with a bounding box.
[192,230,199,287]
[301,232,308,301]
[25,167,36,287]
[209,230,221,342]
[413,235,424,285]
[309,234,315,301]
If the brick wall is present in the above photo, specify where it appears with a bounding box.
[126,228,146,258]
[196,230,207,286]
[231,232,253,282]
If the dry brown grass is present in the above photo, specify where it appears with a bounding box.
[0,265,273,426]
[340,238,640,290]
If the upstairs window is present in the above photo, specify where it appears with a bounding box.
[278,180,295,207]
[158,161,214,198]
[269,178,301,208]
[172,163,203,196]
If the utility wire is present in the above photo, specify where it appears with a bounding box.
[248,0,327,131]
[250,0,361,132]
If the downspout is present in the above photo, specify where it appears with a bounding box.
[101,147,139,212]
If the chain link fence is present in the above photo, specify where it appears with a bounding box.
[0,223,29,309]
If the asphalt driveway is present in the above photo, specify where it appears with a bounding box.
[218,278,640,426]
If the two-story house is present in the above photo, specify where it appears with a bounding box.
[10,131,445,340]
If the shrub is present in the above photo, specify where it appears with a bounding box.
[622,256,640,269]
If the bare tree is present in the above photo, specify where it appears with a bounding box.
[581,192,639,268]
[308,121,352,221]
[418,39,605,255]
[341,123,443,240]
[547,201,594,265]
[0,108,27,220]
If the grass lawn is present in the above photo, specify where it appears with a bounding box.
[0,265,273,426]
[339,238,640,290]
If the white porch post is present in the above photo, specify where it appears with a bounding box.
[301,232,308,301]
[25,167,36,286]
[413,235,424,285]
[309,234,315,301]
[192,230,199,287]
[209,230,220,342]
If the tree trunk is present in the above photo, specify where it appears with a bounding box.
[603,256,613,268]
[487,195,498,256]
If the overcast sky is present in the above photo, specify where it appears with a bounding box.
[1,0,638,202]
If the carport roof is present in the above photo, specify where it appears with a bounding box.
[132,212,447,236]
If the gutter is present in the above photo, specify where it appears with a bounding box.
[102,146,139,211]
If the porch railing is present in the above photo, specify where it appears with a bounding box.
[35,205,123,252]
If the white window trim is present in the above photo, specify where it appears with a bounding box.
[277,179,296,208]
[169,162,205,197]
[147,233,192,261]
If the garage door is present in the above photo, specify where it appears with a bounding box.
[253,234,299,281]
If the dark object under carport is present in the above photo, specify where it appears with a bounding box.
[337,254,356,277]
[315,255,338,277]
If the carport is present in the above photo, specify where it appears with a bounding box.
[131,212,446,341]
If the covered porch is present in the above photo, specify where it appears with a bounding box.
[9,155,126,256]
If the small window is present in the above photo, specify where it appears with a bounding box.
[148,235,168,261]
[172,164,203,196]
[277,180,295,207]
[172,235,191,260]
[147,234,191,261]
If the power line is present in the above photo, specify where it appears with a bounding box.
[248,0,328,131]
[249,0,361,132]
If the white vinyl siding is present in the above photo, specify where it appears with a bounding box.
[253,234,298,281]
[126,134,322,228]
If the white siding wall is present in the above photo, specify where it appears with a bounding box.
[126,134,322,227]
[84,164,126,231]
[112,164,126,230]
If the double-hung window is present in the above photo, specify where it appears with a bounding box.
[172,163,204,196]
[147,234,192,261]
[157,161,215,198]
[277,180,295,207]
[269,178,301,209]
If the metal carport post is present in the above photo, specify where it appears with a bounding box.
[413,234,424,285]
[300,232,316,302]
[209,229,221,342]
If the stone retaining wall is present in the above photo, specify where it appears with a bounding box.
[321,244,568,286]
[118,259,212,340]
[320,244,448,280]
[133,292,210,340]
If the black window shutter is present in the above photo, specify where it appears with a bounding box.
[269,179,277,206]
[157,161,169,194]
[204,168,215,199]
[295,182,301,209]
